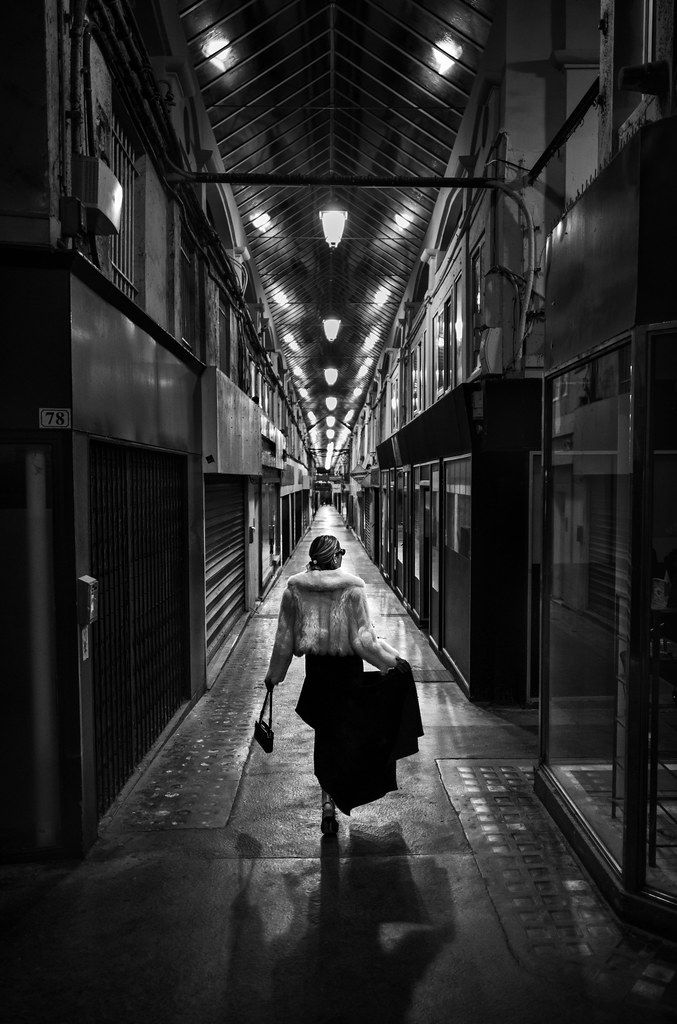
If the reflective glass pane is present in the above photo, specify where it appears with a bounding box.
[546,345,632,867]
[646,333,677,898]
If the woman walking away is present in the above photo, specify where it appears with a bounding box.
[264,534,421,836]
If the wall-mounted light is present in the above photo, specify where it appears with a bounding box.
[325,395,337,410]
[324,367,338,385]
[319,209,348,248]
[323,318,341,341]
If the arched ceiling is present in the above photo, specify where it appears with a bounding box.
[178,0,494,459]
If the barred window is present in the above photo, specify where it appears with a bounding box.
[110,113,138,300]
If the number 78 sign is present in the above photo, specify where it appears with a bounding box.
[39,408,72,429]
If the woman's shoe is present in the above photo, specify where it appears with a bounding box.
[321,800,338,836]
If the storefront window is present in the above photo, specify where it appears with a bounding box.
[545,344,632,868]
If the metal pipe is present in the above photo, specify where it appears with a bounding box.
[69,0,87,155]
[82,21,96,155]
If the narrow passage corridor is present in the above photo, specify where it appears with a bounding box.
[1,508,676,1024]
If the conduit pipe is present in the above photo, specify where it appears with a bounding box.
[69,0,87,155]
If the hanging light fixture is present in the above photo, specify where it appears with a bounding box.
[326,416,336,427]
[325,395,337,411]
[323,318,341,342]
[324,367,338,386]
[326,428,335,439]
[345,410,354,422]
[319,208,348,248]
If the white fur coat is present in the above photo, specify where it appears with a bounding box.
[266,568,400,683]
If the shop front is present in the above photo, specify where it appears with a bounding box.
[537,120,677,936]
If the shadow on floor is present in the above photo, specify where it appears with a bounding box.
[222,825,454,1024]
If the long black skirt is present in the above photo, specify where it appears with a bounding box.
[295,654,424,815]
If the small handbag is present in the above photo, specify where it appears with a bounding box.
[254,689,274,753]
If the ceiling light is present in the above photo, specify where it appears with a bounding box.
[374,286,389,306]
[299,387,308,399]
[357,364,368,379]
[353,386,361,397]
[364,331,378,348]
[324,367,338,385]
[274,289,289,307]
[326,428,335,439]
[308,411,317,424]
[202,35,230,72]
[284,332,299,352]
[395,212,412,231]
[345,410,354,422]
[326,416,335,427]
[319,209,348,248]
[433,38,463,74]
[325,395,337,410]
[251,211,271,233]
[325,443,334,470]
[323,318,341,341]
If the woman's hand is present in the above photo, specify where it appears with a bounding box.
[265,675,277,692]
[394,656,411,674]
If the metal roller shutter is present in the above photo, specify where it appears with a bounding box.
[205,478,246,662]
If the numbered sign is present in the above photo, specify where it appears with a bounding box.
[39,408,72,429]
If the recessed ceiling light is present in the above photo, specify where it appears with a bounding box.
[353,386,361,397]
[251,212,271,233]
[364,331,378,347]
[374,286,389,306]
[299,387,308,399]
[324,367,338,385]
[202,34,230,72]
[357,364,368,379]
[326,428,335,439]
[274,289,289,307]
[433,38,463,74]
[308,411,316,424]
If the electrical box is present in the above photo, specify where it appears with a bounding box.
[77,576,99,625]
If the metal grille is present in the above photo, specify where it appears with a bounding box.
[110,114,137,299]
[205,478,245,662]
[90,443,189,817]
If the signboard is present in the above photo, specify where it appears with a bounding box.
[39,408,71,429]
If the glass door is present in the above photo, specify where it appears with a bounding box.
[543,344,632,870]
